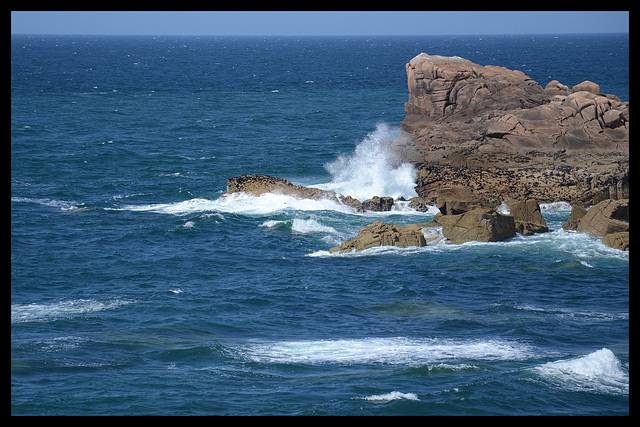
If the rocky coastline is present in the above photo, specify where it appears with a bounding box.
[223,53,629,251]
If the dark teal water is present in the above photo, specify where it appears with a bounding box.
[11,34,628,415]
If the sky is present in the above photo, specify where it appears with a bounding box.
[10,11,629,36]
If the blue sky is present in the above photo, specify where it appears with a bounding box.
[11,11,629,36]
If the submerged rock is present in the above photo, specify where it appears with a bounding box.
[225,174,395,212]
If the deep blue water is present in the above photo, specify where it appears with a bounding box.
[11,34,628,416]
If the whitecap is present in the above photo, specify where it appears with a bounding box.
[357,391,420,403]
[533,348,628,395]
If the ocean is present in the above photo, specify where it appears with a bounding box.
[11,34,628,416]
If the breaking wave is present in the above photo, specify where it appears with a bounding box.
[313,123,418,201]
[533,348,628,395]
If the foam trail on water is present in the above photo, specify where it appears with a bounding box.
[314,123,418,201]
[238,337,535,366]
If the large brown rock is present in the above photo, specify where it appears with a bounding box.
[438,208,516,244]
[329,221,441,254]
[576,199,629,238]
[509,199,548,235]
[396,53,629,207]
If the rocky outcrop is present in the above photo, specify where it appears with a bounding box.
[509,199,548,236]
[563,199,629,251]
[224,174,395,212]
[397,53,629,207]
[329,221,442,254]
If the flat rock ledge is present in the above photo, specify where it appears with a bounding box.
[224,174,397,212]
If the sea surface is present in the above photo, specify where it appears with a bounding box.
[11,34,628,416]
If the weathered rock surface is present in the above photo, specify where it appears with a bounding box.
[329,221,442,254]
[562,205,588,231]
[509,199,548,236]
[397,53,629,207]
[438,208,516,244]
[225,174,395,212]
[602,231,629,251]
[575,199,629,238]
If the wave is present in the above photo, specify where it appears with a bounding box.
[11,298,134,324]
[312,123,418,201]
[533,348,629,395]
[260,218,337,234]
[235,337,535,367]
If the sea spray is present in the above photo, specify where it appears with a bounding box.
[313,123,418,201]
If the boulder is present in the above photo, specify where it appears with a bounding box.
[509,199,548,235]
[576,198,629,238]
[361,196,394,212]
[602,231,629,251]
[572,80,601,95]
[329,221,441,254]
[439,208,516,244]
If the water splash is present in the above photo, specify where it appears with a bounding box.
[314,123,418,201]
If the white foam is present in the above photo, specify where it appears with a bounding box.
[358,391,420,403]
[238,337,535,366]
[313,123,418,201]
[533,348,628,395]
[540,201,573,212]
[260,218,337,234]
[11,298,134,324]
[122,192,357,216]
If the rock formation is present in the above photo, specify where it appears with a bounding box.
[225,54,630,251]
[224,174,395,212]
[397,53,629,207]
